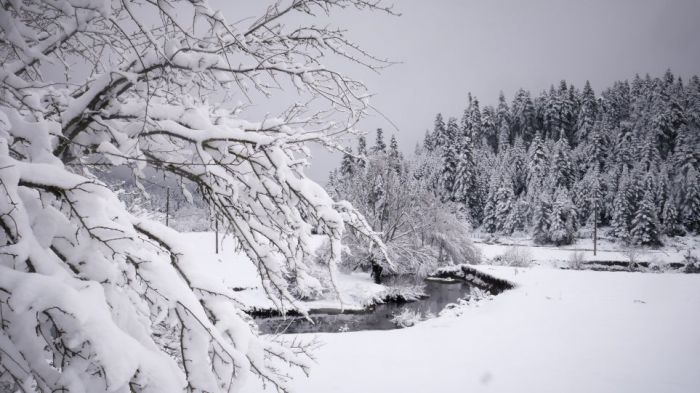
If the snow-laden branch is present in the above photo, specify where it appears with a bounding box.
[0,0,393,391]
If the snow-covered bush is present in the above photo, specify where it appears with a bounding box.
[390,308,422,328]
[569,251,586,270]
[496,246,533,267]
[0,1,394,391]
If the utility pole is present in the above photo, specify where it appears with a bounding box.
[165,187,170,227]
[593,198,598,256]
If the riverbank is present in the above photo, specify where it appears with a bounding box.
[244,265,700,393]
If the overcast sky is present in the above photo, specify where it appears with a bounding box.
[231,0,700,182]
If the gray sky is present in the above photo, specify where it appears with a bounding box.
[231,0,700,182]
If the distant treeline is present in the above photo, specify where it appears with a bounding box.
[335,70,700,246]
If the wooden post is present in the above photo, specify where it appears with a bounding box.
[165,187,170,227]
[215,217,219,254]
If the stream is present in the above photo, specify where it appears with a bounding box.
[255,278,474,334]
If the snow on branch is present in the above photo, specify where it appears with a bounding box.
[0,0,393,391]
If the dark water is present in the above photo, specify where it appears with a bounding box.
[255,278,472,334]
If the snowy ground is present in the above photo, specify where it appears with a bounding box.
[185,231,700,392]
[184,232,385,312]
[472,233,699,267]
[244,265,700,393]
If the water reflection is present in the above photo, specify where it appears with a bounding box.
[256,279,471,334]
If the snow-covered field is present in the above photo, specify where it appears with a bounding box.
[473,234,699,267]
[244,265,700,393]
[183,232,700,393]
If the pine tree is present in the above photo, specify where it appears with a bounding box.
[388,134,402,173]
[423,129,435,152]
[373,128,387,153]
[610,168,632,240]
[662,197,685,237]
[481,177,499,234]
[630,177,662,246]
[671,125,699,178]
[494,179,515,234]
[481,106,498,152]
[511,89,536,143]
[432,113,448,149]
[577,80,598,143]
[683,169,700,234]
[340,146,355,177]
[438,118,460,201]
[453,125,477,207]
[549,187,577,245]
[532,195,552,244]
[470,99,483,142]
[356,135,367,169]
[526,135,548,195]
[553,131,575,189]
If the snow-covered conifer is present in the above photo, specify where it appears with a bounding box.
[630,177,663,246]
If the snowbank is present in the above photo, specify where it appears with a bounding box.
[182,232,385,312]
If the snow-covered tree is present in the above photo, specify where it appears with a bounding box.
[549,187,578,245]
[683,169,700,234]
[532,194,553,244]
[330,140,479,277]
[373,128,387,153]
[0,1,393,391]
[630,177,663,246]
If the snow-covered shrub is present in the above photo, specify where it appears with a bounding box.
[497,246,533,267]
[391,308,422,328]
[0,1,394,391]
[569,251,586,270]
[376,285,427,303]
[623,247,645,270]
[682,250,700,273]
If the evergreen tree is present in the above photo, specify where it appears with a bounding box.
[610,168,632,240]
[577,80,598,143]
[662,197,685,237]
[340,146,355,177]
[683,169,700,234]
[549,187,577,245]
[453,123,478,208]
[630,177,663,246]
[532,194,552,244]
[497,121,510,154]
[481,178,499,234]
[389,134,402,173]
[433,113,448,148]
[481,106,498,152]
[373,128,387,153]
[526,135,548,195]
[356,135,367,169]
[671,125,699,177]
[553,132,575,189]
[438,118,460,201]
[494,179,515,234]
[423,129,435,152]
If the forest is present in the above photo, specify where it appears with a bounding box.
[331,71,700,254]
